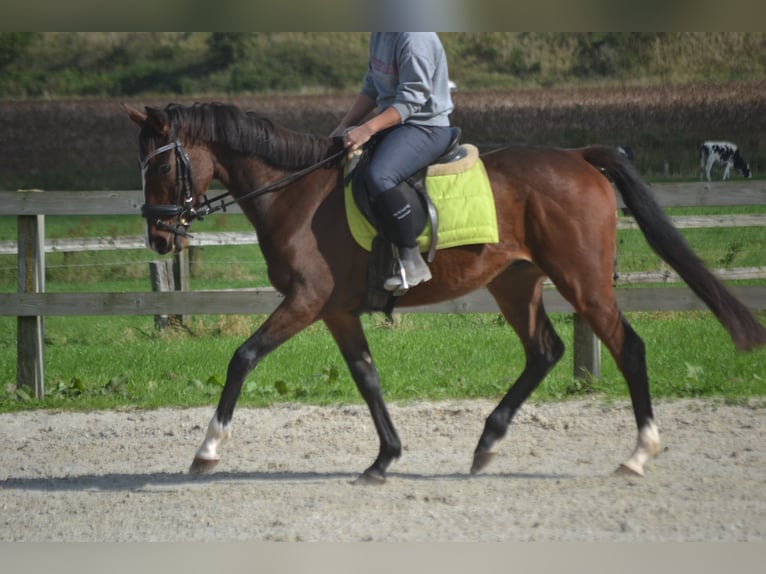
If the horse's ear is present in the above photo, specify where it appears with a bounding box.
[121,102,147,127]
[144,106,170,137]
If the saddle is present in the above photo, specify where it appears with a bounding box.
[346,127,468,316]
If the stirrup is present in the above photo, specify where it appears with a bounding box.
[383,266,410,295]
[383,246,431,294]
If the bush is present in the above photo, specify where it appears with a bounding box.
[3,33,766,99]
[0,32,38,70]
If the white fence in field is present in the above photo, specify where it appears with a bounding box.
[2,182,766,398]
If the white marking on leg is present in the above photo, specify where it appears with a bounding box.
[620,420,660,476]
[194,415,232,461]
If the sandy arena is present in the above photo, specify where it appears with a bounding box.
[1,397,764,542]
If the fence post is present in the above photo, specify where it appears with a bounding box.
[16,191,46,398]
[188,245,202,278]
[173,249,190,325]
[149,260,175,329]
[149,251,189,329]
[573,313,601,380]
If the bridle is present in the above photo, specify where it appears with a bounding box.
[139,138,345,239]
[140,139,197,238]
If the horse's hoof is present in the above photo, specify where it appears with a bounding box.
[614,462,644,477]
[470,451,495,474]
[353,469,386,485]
[189,457,219,475]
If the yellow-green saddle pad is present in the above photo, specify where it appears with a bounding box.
[344,144,499,252]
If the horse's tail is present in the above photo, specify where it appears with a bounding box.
[581,145,766,352]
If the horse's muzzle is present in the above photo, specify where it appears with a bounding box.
[142,203,194,254]
[146,220,189,254]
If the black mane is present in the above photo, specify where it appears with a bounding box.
[163,102,341,170]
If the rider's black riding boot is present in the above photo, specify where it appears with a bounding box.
[372,188,432,293]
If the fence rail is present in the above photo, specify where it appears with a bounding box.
[0,231,259,255]
[4,284,766,317]
[2,182,766,397]
[4,181,766,214]
[5,216,766,256]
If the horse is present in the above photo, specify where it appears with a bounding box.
[123,102,766,483]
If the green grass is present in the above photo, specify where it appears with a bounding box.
[1,310,765,412]
[616,225,766,273]
[1,208,765,412]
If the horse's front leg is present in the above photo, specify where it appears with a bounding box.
[324,313,402,484]
[190,302,314,475]
[190,414,232,475]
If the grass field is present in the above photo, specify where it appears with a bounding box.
[2,205,766,412]
[1,309,765,412]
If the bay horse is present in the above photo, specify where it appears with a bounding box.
[123,102,766,483]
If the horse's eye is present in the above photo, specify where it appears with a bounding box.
[160,163,172,174]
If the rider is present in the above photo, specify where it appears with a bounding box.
[331,32,454,292]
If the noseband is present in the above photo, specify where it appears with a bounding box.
[140,139,198,238]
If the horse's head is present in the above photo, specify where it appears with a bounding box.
[123,103,213,254]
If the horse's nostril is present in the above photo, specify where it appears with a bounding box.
[150,235,170,254]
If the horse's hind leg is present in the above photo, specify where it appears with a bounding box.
[472,263,565,473]
[557,285,660,476]
[610,315,661,476]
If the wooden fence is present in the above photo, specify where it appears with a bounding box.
[2,183,766,398]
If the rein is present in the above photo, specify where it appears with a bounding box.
[140,139,345,237]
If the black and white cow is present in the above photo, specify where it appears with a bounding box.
[699,141,751,181]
